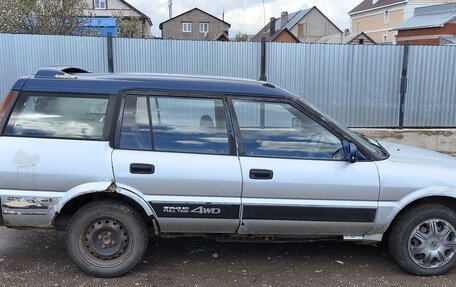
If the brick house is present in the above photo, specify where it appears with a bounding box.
[159,8,230,41]
[395,3,456,45]
[349,0,456,44]
[85,0,152,37]
[252,7,342,43]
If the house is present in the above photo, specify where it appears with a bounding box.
[250,18,300,43]
[252,7,342,43]
[349,0,456,44]
[159,8,231,41]
[394,3,456,45]
[315,32,376,44]
[84,0,152,37]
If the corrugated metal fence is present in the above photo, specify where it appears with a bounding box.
[1,33,455,127]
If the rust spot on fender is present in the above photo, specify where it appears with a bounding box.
[106,182,117,192]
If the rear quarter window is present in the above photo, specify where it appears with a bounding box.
[3,93,113,140]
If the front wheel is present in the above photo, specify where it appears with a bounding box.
[66,199,149,277]
[388,203,456,276]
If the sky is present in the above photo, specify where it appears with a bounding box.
[127,0,362,38]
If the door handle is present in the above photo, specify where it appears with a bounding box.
[249,169,273,180]
[130,163,155,174]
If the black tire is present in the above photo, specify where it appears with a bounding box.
[66,199,149,277]
[388,203,456,276]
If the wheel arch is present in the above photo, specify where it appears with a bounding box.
[386,195,456,235]
[53,182,158,231]
[367,186,456,240]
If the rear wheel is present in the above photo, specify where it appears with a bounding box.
[389,203,456,276]
[66,199,148,277]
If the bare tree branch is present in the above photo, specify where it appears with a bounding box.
[0,0,97,36]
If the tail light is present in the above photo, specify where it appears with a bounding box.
[0,91,15,122]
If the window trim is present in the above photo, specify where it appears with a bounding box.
[1,91,114,142]
[114,90,237,156]
[182,22,192,33]
[199,22,209,33]
[95,0,107,9]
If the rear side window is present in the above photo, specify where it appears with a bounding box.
[4,93,111,140]
[119,95,230,155]
[151,97,229,154]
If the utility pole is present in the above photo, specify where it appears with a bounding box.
[263,0,266,25]
[221,1,230,21]
[168,0,173,19]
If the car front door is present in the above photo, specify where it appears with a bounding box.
[112,93,242,233]
[231,98,380,236]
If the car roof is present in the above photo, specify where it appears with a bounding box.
[15,67,296,99]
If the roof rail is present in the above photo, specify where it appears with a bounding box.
[35,66,90,78]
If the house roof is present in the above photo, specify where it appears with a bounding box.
[120,0,152,26]
[315,32,376,44]
[215,33,230,41]
[276,8,312,30]
[250,22,300,42]
[349,0,406,15]
[159,8,231,29]
[276,7,341,33]
[252,6,342,41]
[394,3,456,30]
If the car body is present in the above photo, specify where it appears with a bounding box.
[1,67,456,277]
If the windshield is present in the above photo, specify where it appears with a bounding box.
[296,96,388,159]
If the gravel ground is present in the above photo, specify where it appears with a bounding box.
[0,227,455,286]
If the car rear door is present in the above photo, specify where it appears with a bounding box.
[111,92,242,233]
[231,98,380,236]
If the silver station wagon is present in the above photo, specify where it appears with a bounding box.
[1,67,456,277]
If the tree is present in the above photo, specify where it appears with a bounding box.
[0,0,95,36]
[113,10,150,38]
[235,31,249,42]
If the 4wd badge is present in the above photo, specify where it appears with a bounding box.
[190,206,221,215]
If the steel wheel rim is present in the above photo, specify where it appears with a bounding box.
[408,218,456,269]
[79,217,131,267]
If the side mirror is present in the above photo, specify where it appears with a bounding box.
[342,140,359,163]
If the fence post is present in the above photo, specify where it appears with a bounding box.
[107,32,114,73]
[260,37,267,81]
[399,41,410,128]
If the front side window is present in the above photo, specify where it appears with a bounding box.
[182,22,192,32]
[200,22,209,33]
[4,93,110,140]
[233,100,343,160]
[95,0,107,9]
